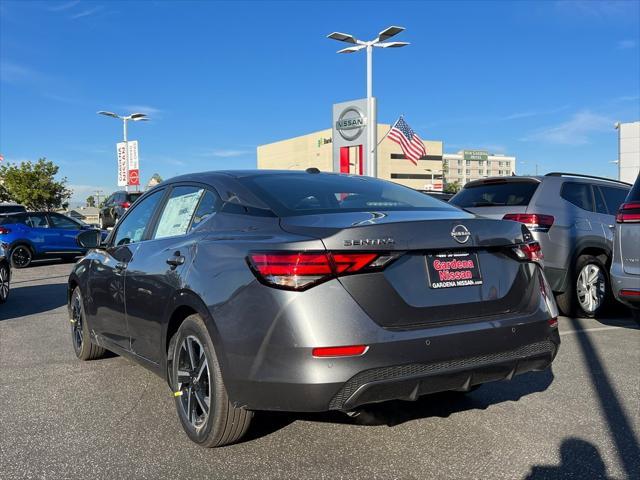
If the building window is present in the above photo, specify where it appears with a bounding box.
[466,160,471,166]
[478,160,484,166]
[466,169,471,176]
[479,169,484,175]
[457,169,462,174]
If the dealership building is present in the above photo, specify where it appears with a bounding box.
[616,121,640,184]
[257,126,515,190]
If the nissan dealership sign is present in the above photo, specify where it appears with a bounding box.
[332,98,374,173]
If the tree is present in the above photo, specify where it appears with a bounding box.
[444,181,462,194]
[0,158,72,210]
[148,172,163,187]
[86,195,96,207]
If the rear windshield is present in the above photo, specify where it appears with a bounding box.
[450,182,539,208]
[237,174,459,217]
[127,192,143,203]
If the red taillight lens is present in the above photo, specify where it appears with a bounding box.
[248,251,397,290]
[619,289,640,297]
[0,227,10,234]
[503,213,555,232]
[548,317,558,328]
[514,241,544,264]
[312,345,368,357]
[616,202,640,223]
[120,201,131,209]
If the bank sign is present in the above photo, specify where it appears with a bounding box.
[332,98,374,173]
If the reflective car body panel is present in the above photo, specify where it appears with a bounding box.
[69,170,560,413]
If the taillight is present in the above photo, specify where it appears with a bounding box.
[548,317,558,328]
[503,213,555,232]
[513,241,544,264]
[120,201,131,209]
[0,227,11,234]
[312,345,368,358]
[616,202,640,223]
[247,251,398,290]
[619,289,640,297]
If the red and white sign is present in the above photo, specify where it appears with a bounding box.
[116,142,128,186]
[127,141,139,186]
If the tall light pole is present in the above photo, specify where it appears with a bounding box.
[97,111,148,191]
[327,26,409,178]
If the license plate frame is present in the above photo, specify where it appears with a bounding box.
[426,251,483,289]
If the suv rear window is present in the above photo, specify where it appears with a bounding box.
[127,192,143,203]
[450,182,539,208]
[237,174,458,217]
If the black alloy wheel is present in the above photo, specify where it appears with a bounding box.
[10,245,32,269]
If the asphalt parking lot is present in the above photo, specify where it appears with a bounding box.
[1,263,638,480]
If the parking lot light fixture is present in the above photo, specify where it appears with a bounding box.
[327,26,409,178]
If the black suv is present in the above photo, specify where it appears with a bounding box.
[99,191,143,228]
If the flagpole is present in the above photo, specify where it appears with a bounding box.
[372,116,401,153]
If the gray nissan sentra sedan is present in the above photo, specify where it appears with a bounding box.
[69,169,560,447]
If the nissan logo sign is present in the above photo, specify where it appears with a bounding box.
[451,224,471,244]
[336,107,367,141]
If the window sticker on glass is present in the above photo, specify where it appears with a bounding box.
[155,189,203,239]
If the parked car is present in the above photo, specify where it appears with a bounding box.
[610,174,640,323]
[419,190,453,202]
[70,170,560,447]
[0,243,10,303]
[450,172,631,318]
[0,211,101,268]
[0,203,26,215]
[99,191,143,228]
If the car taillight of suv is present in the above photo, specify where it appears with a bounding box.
[616,202,640,223]
[503,213,555,232]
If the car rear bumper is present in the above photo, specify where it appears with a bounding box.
[226,315,560,413]
[610,263,640,308]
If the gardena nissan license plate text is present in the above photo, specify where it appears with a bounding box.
[426,252,483,289]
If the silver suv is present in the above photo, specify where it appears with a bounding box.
[450,173,631,318]
[610,174,640,323]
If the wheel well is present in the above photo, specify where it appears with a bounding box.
[11,242,34,254]
[576,247,610,267]
[68,278,79,304]
[166,305,197,355]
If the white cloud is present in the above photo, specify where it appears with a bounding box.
[501,105,570,121]
[617,39,637,49]
[521,111,614,145]
[121,104,163,116]
[47,1,80,12]
[70,6,103,20]
[0,61,37,84]
[201,149,252,158]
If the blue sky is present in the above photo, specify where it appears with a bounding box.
[1,0,639,205]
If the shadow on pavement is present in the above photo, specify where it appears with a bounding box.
[244,368,555,442]
[525,438,611,479]
[0,283,67,321]
[568,317,640,479]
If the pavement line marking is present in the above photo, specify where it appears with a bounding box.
[560,325,638,336]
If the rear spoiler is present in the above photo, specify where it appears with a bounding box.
[465,176,541,188]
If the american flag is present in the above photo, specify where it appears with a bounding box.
[387,116,426,165]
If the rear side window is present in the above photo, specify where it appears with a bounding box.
[26,213,50,228]
[561,182,593,212]
[238,174,457,217]
[599,186,630,214]
[0,215,25,225]
[0,205,26,214]
[450,182,539,208]
[190,190,221,232]
[127,192,143,204]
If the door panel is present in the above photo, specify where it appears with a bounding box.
[47,214,84,252]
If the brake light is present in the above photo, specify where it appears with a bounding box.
[616,202,640,223]
[548,317,558,328]
[120,201,131,209]
[0,227,10,234]
[503,213,555,232]
[513,241,544,264]
[619,289,640,297]
[312,345,368,358]
[247,251,398,290]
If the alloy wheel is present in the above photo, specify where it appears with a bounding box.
[576,263,605,314]
[70,292,84,353]
[176,335,211,430]
[11,246,31,268]
[0,265,9,301]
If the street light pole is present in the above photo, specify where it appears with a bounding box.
[97,111,148,192]
[328,26,409,179]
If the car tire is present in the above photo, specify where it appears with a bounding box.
[10,245,32,269]
[170,314,253,447]
[70,287,106,360]
[573,255,611,318]
[0,262,10,303]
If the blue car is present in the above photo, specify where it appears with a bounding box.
[0,211,102,268]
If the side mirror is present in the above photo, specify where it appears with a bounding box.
[76,229,102,249]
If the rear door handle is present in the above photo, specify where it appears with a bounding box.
[166,251,185,268]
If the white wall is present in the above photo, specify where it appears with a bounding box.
[619,121,640,184]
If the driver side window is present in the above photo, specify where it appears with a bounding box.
[112,190,164,246]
